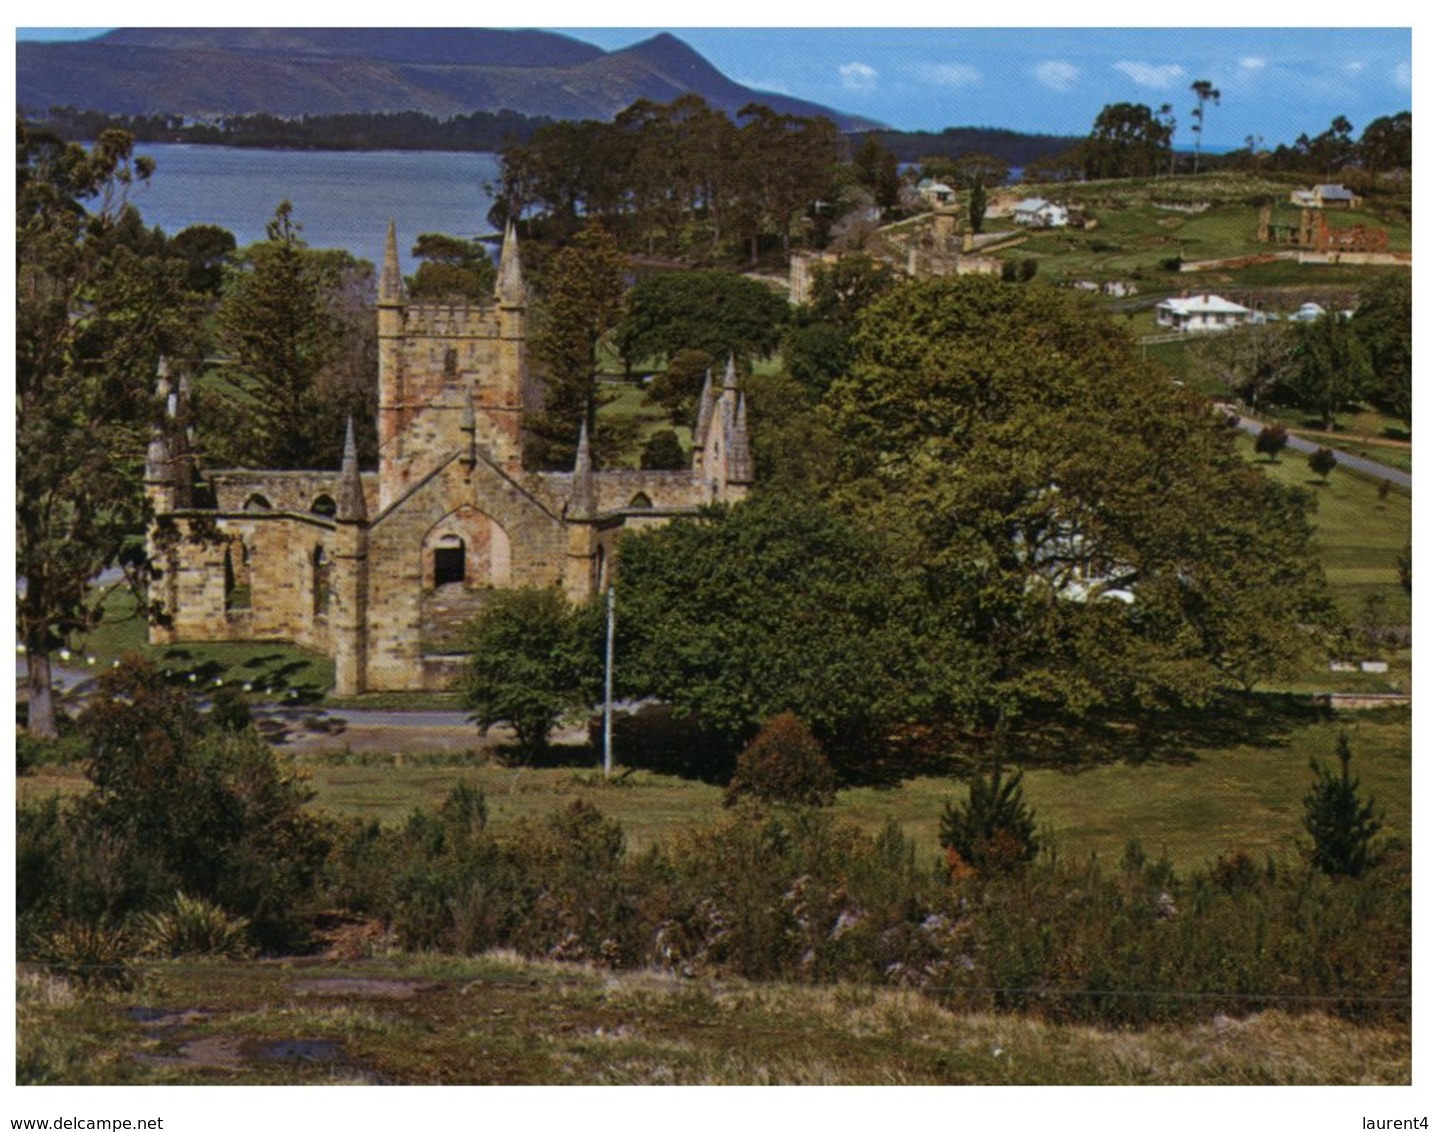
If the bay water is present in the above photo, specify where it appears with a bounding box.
[132,145,503,272]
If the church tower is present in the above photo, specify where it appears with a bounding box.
[375,220,534,511]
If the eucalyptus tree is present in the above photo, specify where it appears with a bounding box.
[1190,80,1220,172]
[17,125,200,736]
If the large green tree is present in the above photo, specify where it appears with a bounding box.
[527,219,629,468]
[1352,272,1411,422]
[214,201,349,468]
[614,492,964,765]
[822,276,1328,741]
[1358,111,1411,173]
[735,103,842,263]
[407,232,498,302]
[16,124,199,736]
[1283,312,1372,431]
[614,269,790,373]
[462,588,602,760]
[1083,103,1172,179]
[850,132,901,213]
[1192,320,1296,412]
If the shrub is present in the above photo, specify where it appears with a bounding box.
[139,892,254,958]
[1255,423,1289,461]
[461,588,601,761]
[208,685,254,732]
[76,657,329,949]
[1307,446,1338,481]
[639,428,688,470]
[724,713,836,808]
[39,921,135,990]
[17,731,87,774]
[939,764,1038,876]
[1303,733,1383,877]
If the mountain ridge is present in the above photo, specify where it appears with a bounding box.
[17,28,883,130]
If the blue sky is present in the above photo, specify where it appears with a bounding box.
[17,26,1411,143]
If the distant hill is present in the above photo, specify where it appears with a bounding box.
[17,28,882,131]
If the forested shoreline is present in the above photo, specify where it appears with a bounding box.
[23,105,1079,165]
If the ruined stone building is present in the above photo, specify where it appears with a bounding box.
[145,222,752,693]
[1257,205,1390,254]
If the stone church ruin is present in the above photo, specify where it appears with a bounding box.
[145,223,752,693]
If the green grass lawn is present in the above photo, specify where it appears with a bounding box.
[596,379,692,461]
[1254,450,1410,626]
[252,706,1410,876]
[22,703,1408,879]
[72,589,333,704]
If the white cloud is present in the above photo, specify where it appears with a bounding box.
[1344,60,1365,74]
[1035,61,1080,91]
[918,62,982,86]
[1113,61,1184,90]
[839,62,879,92]
[1394,61,1411,88]
[1239,57,1266,71]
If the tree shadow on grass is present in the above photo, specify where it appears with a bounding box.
[489,741,601,771]
[560,693,1329,789]
[1022,691,1329,774]
[589,705,738,785]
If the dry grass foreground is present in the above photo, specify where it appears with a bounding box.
[17,953,1409,1086]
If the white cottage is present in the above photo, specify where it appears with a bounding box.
[1013,198,1069,228]
[1155,293,1254,333]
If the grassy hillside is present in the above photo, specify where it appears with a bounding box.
[992,173,1409,302]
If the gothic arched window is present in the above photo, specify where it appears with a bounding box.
[434,535,466,586]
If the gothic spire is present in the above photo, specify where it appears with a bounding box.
[722,353,738,390]
[727,391,754,485]
[380,217,402,305]
[337,417,367,523]
[569,419,596,519]
[154,356,175,419]
[496,220,525,306]
[694,369,716,449]
[145,432,172,484]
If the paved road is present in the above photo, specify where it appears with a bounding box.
[17,659,524,752]
[1228,413,1412,489]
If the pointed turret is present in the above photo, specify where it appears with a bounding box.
[722,353,738,391]
[569,419,596,519]
[496,220,525,306]
[155,356,173,411]
[727,392,754,486]
[693,369,716,449]
[174,371,195,445]
[332,416,370,694]
[154,358,179,424]
[148,358,178,493]
[337,417,367,523]
[379,217,403,305]
[145,432,172,484]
